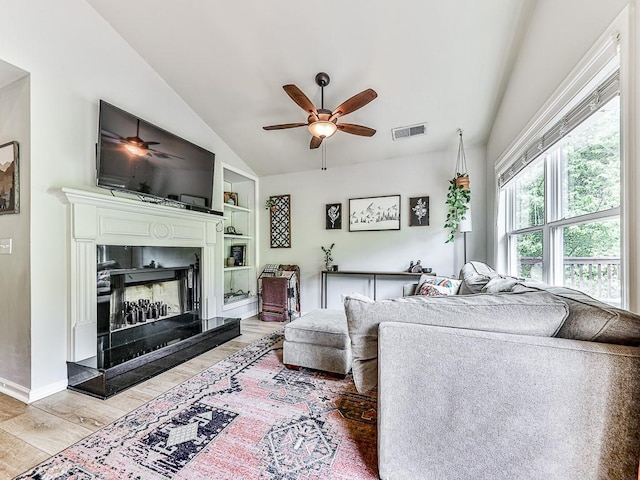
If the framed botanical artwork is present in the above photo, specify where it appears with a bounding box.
[325,203,342,229]
[349,195,400,232]
[229,244,247,266]
[409,196,430,226]
[270,194,291,248]
[0,141,19,215]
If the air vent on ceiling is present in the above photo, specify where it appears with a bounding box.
[391,122,427,141]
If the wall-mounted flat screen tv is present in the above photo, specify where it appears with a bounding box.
[96,100,217,213]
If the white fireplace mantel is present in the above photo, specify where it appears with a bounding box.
[57,187,224,362]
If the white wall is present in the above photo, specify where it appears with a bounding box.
[259,147,487,311]
[0,74,30,392]
[0,0,255,401]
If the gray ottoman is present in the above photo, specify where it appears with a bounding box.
[283,309,352,375]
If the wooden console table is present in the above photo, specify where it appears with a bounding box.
[321,270,431,308]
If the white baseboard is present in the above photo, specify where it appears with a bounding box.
[0,377,31,403]
[0,376,68,404]
[27,379,68,403]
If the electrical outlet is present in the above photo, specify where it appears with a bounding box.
[0,238,12,255]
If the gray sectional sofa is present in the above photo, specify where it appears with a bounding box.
[343,261,640,480]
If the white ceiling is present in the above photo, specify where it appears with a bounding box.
[86,0,533,177]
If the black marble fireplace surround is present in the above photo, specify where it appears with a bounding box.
[67,245,241,398]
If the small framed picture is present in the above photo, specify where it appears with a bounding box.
[0,141,19,215]
[224,191,239,206]
[180,194,207,207]
[326,203,342,229]
[409,196,429,226]
[229,244,246,266]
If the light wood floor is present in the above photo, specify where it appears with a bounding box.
[0,317,283,479]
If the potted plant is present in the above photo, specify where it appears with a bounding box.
[444,129,472,243]
[264,198,277,212]
[444,173,471,243]
[321,243,335,270]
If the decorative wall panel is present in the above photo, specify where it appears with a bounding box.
[269,194,291,248]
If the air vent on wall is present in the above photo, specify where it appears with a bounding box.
[391,122,427,141]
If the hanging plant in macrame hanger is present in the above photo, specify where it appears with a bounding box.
[454,128,470,190]
[444,129,471,243]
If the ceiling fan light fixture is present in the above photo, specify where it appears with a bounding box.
[125,143,148,156]
[308,120,337,138]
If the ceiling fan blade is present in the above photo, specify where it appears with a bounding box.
[283,84,318,115]
[331,89,377,118]
[337,123,377,137]
[310,136,323,149]
[148,148,184,159]
[263,122,307,131]
[102,129,125,140]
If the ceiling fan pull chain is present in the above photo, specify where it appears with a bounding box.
[322,142,327,170]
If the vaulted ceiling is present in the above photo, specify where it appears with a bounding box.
[87,0,533,176]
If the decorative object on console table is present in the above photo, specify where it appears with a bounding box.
[229,244,246,266]
[326,203,342,229]
[321,243,335,270]
[444,129,471,243]
[269,194,291,248]
[411,260,424,273]
[349,194,400,232]
[409,196,429,226]
[0,141,19,215]
[224,191,238,206]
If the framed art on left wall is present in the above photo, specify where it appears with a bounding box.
[0,141,19,215]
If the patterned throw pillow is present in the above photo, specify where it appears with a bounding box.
[417,276,462,296]
[417,283,450,296]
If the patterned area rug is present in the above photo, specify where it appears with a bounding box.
[17,331,378,479]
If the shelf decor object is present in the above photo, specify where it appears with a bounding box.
[269,194,291,248]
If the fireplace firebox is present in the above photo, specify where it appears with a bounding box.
[68,245,240,398]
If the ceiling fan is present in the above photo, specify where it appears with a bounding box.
[102,119,183,159]
[263,72,377,149]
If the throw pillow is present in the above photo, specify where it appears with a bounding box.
[458,261,499,294]
[417,276,462,296]
[417,283,448,296]
[481,276,522,293]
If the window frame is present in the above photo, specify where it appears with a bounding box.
[502,95,622,304]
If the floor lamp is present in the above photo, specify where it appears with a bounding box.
[458,204,472,264]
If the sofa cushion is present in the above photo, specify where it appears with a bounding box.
[517,282,640,346]
[284,309,350,349]
[343,290,569,393]
[458,261,499,294]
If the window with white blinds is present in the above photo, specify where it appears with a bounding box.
[499,69,622,307]
[499,71,620,188]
